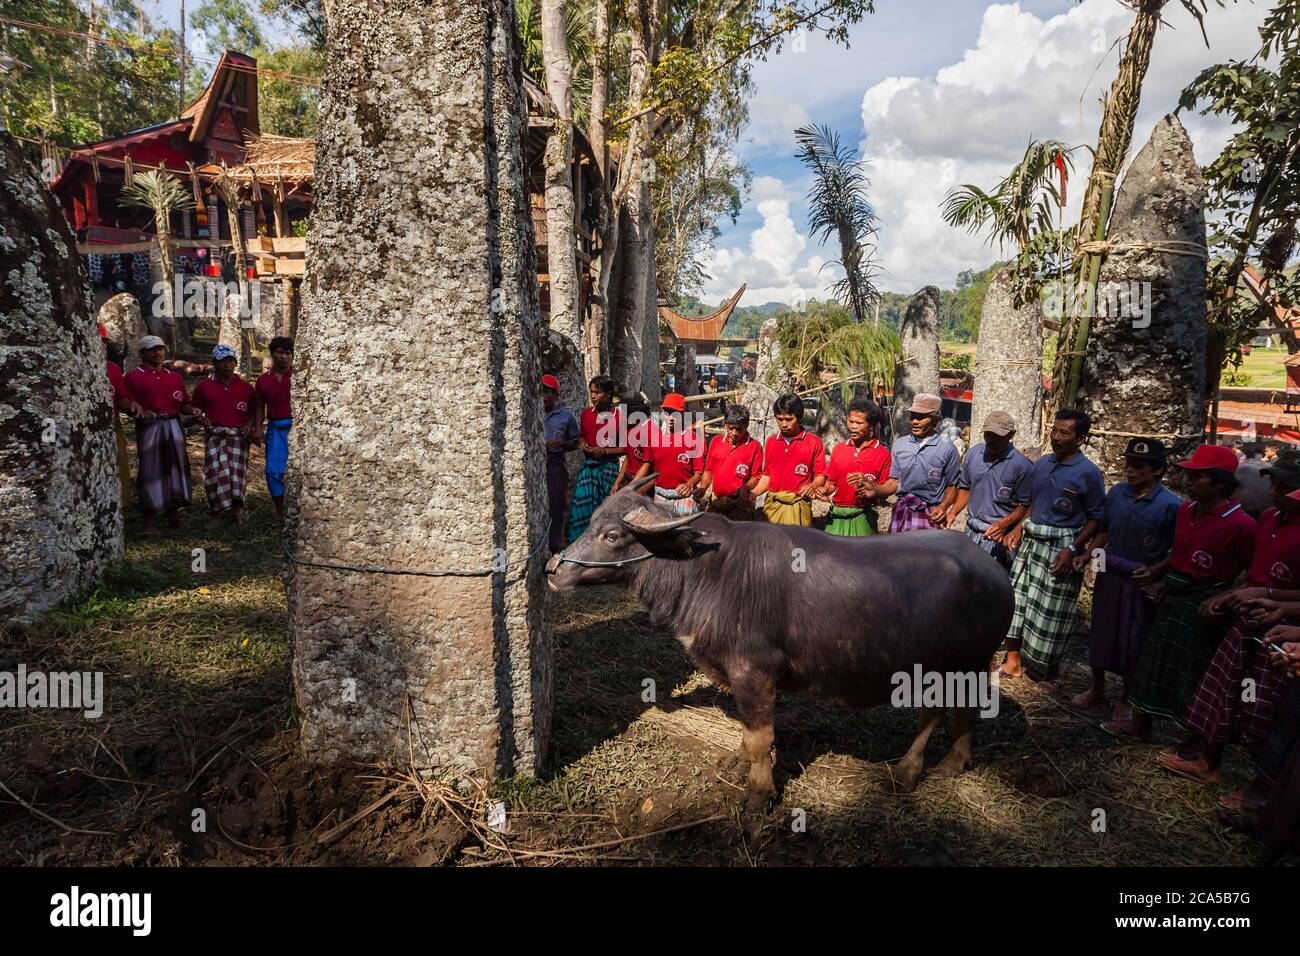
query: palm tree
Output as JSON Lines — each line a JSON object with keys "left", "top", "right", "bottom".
{"left": 121, "top": 170, "right": 194, "bottom": 352}
{"left": 942, "top": 140, "right": 1076, "bottom": 449}
{"left": 794, "top": 124, "right": 881, "bottom": 324}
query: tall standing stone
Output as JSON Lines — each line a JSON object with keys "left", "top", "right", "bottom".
{"left": 97, "top": 292, "right": 146, "bottom": 361}
{"left": 287, "top": 0, "right": 551, "bottom": 775}
{"left": 891, "top": 286, "right": 941, "bottom": 439}
{"left": 972, "top": 266, "right": 1044, "bottom": 452}
{"left": 740, "top": 318, "right": 787, "bottom": 444}
{"left": 1077, "top": 114, "right": 1207, "bottom": 484}
{"left": 0, "top": 132, "right": 123, "bottom": 622}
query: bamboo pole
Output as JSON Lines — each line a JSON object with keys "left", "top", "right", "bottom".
{"left": 1062, "top": 183, "right": 1115, "bottom": 409}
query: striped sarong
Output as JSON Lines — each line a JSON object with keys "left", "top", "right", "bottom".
{"left": 1184, "top": 620, "right": 1285, "bottom": 748}
{"left": 965, "top": 515, "right": 1012, "bottom": 570}
{"left": 1007, "top": 519, "right": 1083, "bottom": 679}
{"left": 888, "top": 492, "right": 936, "bottom": 533}
{"left": 762, "top": 490, "right": 811, "bottom": 526}
{"left": 567, "top": 456, "right": 621, "bottom": 543}
{"left": 1129, "top": 571, "right": 1232, "bottom": 723}
{"left": 654, "top": 486, "right": 698, "bottom": 516}
{"left": 203, "top": 426, "right": 248, "bottom": 512}
{"left": 265, "top": 417, "right": 292, "bottom": 498}
{"left": 826, "top": 504, "right": 877, "bottom": 537}
{"left": 136, "top": 416, "right": 191, "bottom": 516}
{"left": 1087, "top": 551, "right": 1158, "bottom": 679}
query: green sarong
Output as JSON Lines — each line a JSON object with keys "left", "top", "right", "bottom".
{"left": 1008, "top": 520, "right": 1084, "bottom": 680}
{"left": 825, "top": 505, "right": 877, "bottom": 537}
{"left": 1129, "top": 571, "right": 1233, "bottom": 724}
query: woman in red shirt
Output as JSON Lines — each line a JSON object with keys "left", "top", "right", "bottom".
{"left": 566, "top": 376, "right": 626, "bottom": 544}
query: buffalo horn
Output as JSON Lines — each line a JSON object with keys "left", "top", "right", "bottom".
{"left": 620, "top": 506, "right": 705, "bottom": 535}
{"left": 629, "top": 472, "right": 659, "bottom": 492}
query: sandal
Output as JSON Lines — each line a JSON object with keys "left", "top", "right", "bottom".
{"left": 1156, "top": 751, "right": 1221, "bottom": 784}
{"left": 1101, "top": 719, "right": 1150, "bottom": 742}
{"left": 1218, "top": 789, "right": 1267, "bottom": 813}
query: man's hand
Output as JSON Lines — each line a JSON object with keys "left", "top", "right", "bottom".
{"left": 984, "top": 522, "right": 1007, "bottom": 544}
{"left": 139, "top": 409, "right": 157, "bottom": 421}
{"left": 929, "top": 506, "right": 951, "bottom": 528}
{"left": 674, "top": 481, "right": 694, "bottom": 497}
{"left": 1071, "top": 552, "right": 1090, "bottom": 572}
{"left": 1131, "top": 565, "right": 1154, "bottom": 584}
{"left": 546, "top": 438, "right": 564, "bottom": 452}
{"left": 1004, "top": 525, "right": 1024, "bottom": 551}
{"left": 796, "top": 481, "right": 816, "bottom": 500}
{"left": 1200, "top": 589, "right": 1240, "bottom": 618}
{"left": 1050, "top": 547, "right": 1076, "bottom": 575}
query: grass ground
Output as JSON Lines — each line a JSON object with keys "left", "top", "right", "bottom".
{"left": 1231, "top": 346, "right": 1288, "bottom": 389}
{"left": 0, "top": 438, "right": 1284, "bottom": 866}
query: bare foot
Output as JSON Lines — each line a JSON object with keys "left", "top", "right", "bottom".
{"left": 1157, "top": 751, "right": 1221, "bottom": 784}
{"left": 1070, "top": 688, "right": 1107, "bottom": 709}
{"left": 1101, "top": 718, "right": 1151, "bottom": 742}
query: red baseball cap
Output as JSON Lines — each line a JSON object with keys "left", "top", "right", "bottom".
{"left": 662, "top": 392, "right": 687, "bottom": 412}
{"left": 1175, "top": 444, "right": 1239, "bottom": 473}
{"left": 1288, "top": 488, "right": 1300, "bottom": 502}
{"left": 540, "top": 374, "right": 561, "bottom": 392}
{"left": 98, "top": 323, "right": 108, "bottom": 338}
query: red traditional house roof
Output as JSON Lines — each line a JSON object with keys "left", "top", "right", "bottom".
{"left": 659, "top": 285, "right": 747, "bottom": 344}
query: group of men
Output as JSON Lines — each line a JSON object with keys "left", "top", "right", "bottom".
{"left": 102, "top": 329, "right": 295, "bottom": 530}
{"left": 543, "top": 376, "right": 1300, "bottom": 853}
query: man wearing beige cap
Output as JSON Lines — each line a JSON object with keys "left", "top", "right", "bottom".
{"left": 888, "top": 392, "right": 961, "bottom": 533}
{"left": 950, "top": 411, "right": 1032, "bottom": 570}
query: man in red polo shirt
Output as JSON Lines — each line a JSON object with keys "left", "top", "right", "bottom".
{"left": 253, "top": 336, "right": 294, "bottom": 520}
{"left": 124, "top": 335, "right": 198, "bottom": 531}
{"left": 698, "top": 404, "right": 764, "bottom": 520}
{"left": 752, "top": 392, "right": 827, "bottom": 525}
{"left": 192, "top": 344, "right": 257, "bottom": 524}
{"left": 820, "top": 397, "right": 893, "bottom": 536}
{"left": 629, "top": 393, "right": 705, "bottom": 515}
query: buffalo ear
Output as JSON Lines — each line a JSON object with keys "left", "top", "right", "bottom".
{"left": 623, "top": 524, "right": 708, "bottom": 557}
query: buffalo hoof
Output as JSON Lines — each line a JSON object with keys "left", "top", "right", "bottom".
{"left": 930, "top": 753, "right": 971, "bottom": 779}
{"left": 892, "top": 757, "right": 924, "bottom": 794}
{"left": 719, "top": 748, "right": 750, "bottom": 774}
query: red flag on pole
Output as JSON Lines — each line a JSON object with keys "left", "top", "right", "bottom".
{"left": 1054, "top": 151, "right": 1068, "bottom": 206}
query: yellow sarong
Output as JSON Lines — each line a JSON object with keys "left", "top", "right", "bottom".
{"left": 762, "top": 490, "right": 812, "bottom": 526}
{"left": 114, "top": 413, "right": 133, "bottom": 507}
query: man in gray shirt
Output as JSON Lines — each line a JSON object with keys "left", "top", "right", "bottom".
{"left": 950, "top": 410, "right": 1033, "bottom": 571}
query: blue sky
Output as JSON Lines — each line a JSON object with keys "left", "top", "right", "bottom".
{"left": 146, "top": 0, "right": 1273, "bottom": 303}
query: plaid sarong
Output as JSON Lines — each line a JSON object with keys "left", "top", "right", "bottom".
{"left": 567, "top": 456, "right": 620, "bottom": 544}
{"left": 135, "top": 416, "right": 191, "bottom": 516}
{"left": 203, "top": 426, "right": 248, "bottom": 512}
{"left": 1007, "top": 520, "right": 1083, "bottom": 679}
{"left": 654, "top": 486, "right": 699, "bottom": 516}
{"left": 965, "top": 515, "right": 1013, "bottom": 570}
{"left": 265, "top": 417, "right": 292, "bottom": 498}
{"left": 826, "top": 505, "right": 877, "bottom": 537}
{"left": 1184, "top": 619, "right": 1285, "bottom": 748}
{"left": 888, "top": 492, "right": 936, "bottom": 533}
{"left": 762, "top": 490, "right": 812, "bottom": 526}
{"left": 1129, "top": 572, "right": 1232, "bottom": 723}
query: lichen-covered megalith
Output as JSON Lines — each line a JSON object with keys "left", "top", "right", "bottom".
{"left": 1, "top": 132, "right": 123, "bottom": 623}
{"left": 286, "top": 0, "right": 551, "bottom": 775}
{"left": 972, "top": 267, "right": 1043, "bottom": 452}
{"left": 891, "top": 286, "right": 941, "bottom": 439}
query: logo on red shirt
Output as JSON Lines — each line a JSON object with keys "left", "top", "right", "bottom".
{"left": 794, "top": 463, "right": 810, "bottom": 477}
{"left": 1191, "top": 550, "right": 1215, "bottom": 571}
{"left": 676, "top": 452, "right": 691, "bottom": 466}
{"left": 172, "top": 390, "right": 183, "bottom": 401}
{"left": 1271, "top": 561, "right": 1293, "bottom": 585}
{"left": 236, "top": 401, "right": 249, "bottom": 413}
{"left": 736, "top": 463, "right": 750, "bottom": 478}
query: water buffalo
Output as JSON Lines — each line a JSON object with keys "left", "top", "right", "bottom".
{"left": 546, "top": 476, "right": 1015, "bottom": 811}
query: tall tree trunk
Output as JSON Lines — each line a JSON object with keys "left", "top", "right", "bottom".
{"left": 972, "top": 266, "right": 1043, "bottom": 454}
{"left": 288, "top": 0, "right": 551, "bottom": 775}
{"left": 0, "top": 131, "right": 123, "bottom": 622}
{"left": 583, "top": 0, "right": 611, "bottom": 377}
{"left": 1077, "top": 115, "right": 1208, "bottom": 488}
{"left": 641, "top": 203, "right": 661, "bottom": 403}
{"left": 1052, "top": 0, "right": 1167, "bottom": 414}
{"left": 540, "top": 0, "right": 581, "bottom": 372}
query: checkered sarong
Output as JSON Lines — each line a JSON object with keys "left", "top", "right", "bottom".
{"left": 1129, "top": 572, "right": 1232, "bottom": 723}
{"left": 1007, "top": 520, "right": 1083, "bottom": 679}
{"left": 136, "top": 416, "right": 191, "bottom": 516}
{"left": 203, "top": 426, "right": 247, "bottom": 512}
{"left": 1184, "top": 619, "right": 1286, "bottom": 748}
{"left": 888, "top": 492, "right": 936, "bottom": 533}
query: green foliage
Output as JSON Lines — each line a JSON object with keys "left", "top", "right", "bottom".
{"left": 191, "top": 0, "right": 264, "bottom": 53}
{"left": 255, "top": 44, "right": 320, "bottom": 137}
{"left": 941, "top": 139, "right": 1077, "bottom": 302}
{"left": 775, "top": 299, "right": 899, "bottom": 391}
{"left": 1179, "top": 3, "right": 1300, "bottom": 368}
{"left": 0, "top": 0, "right": 190, "bottom": 148}
{"left": 515, "top": 0, "right": 595, "bottom": 128}
{"left": 794, "top": 122, "right": 881, "bottom": 322}
{"left": 120, "top": 169, "right": 194, "bottom": 232}
{"left": 259, "top": 0, "right": 325, "bottom": 51}
{"left": 1221, "top": 363, "right": 1252, "bottom": 387}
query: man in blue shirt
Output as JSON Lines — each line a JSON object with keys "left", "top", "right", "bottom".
{"left": 1073, "top": 438, "right": 1181, "bottom": 712}
{"left": 542, "top": 374, "right": 580, "bottom": 553}
{"left": 888, "top": 392, "right": 961, "bottom": 533}
{"left": 950, "top": 410, "right": 1033, "bottom": 571}
{"left": 1001, "top": 409, "right": 1107, "bottom": 685}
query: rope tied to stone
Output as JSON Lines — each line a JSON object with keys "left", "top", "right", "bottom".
{"left": 977, "top": 358, "right": 1041, "bottom": 367}
{"left": 1073, "top": 239, "right": 1209, "bottom": 260}
{"left": 1089, "top": 428, "right": 1205, "bottom": 441}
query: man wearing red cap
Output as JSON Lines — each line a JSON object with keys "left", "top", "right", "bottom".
{"left": 542, "top": 374, "right": 579, "bottom": 552}
{"left": 628, "top": 393, "right": 705, "bottom": 515}
{"left": 1109, "top": 444, "right": 1256, "bottom": 740}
